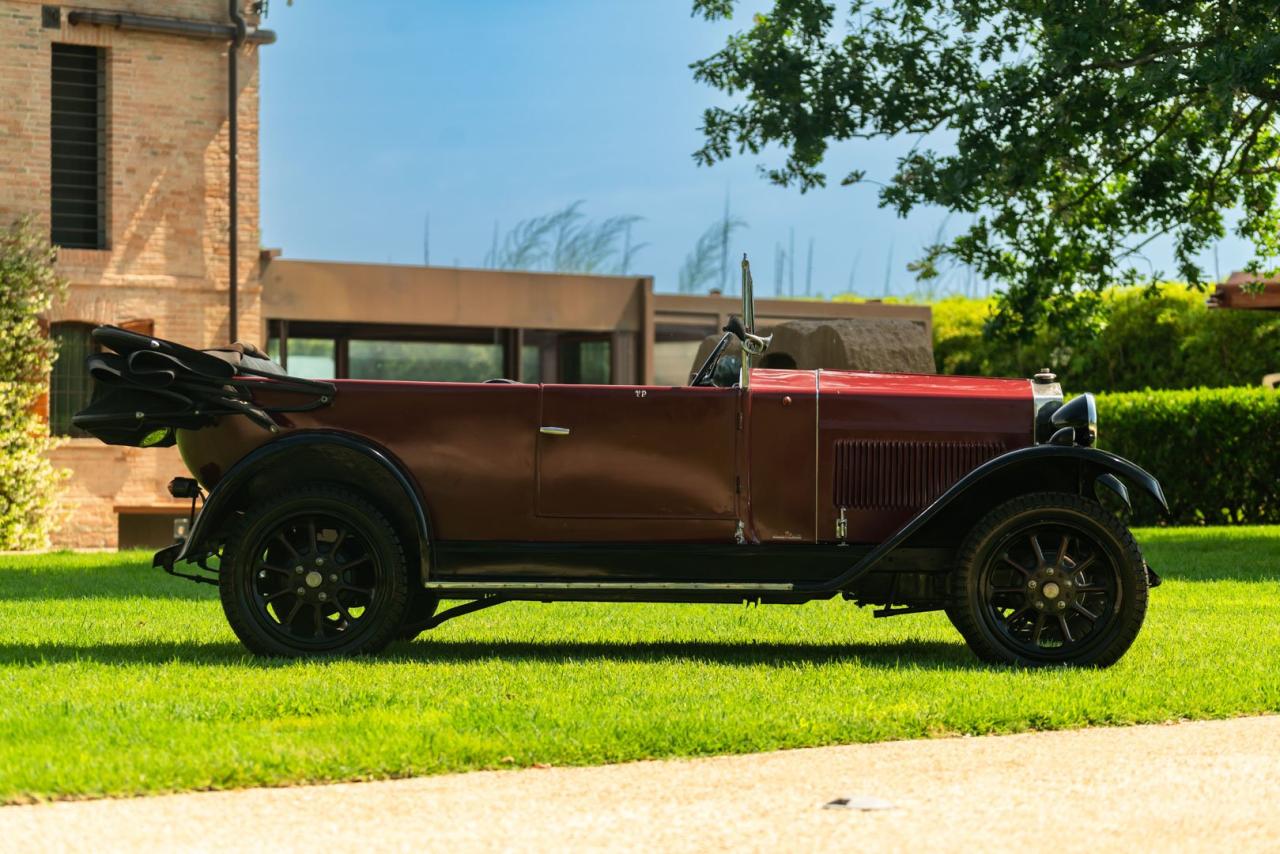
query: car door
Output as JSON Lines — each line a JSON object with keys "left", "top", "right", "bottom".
{"left": 536, "top": 384, "right": 739, "bottom": 524}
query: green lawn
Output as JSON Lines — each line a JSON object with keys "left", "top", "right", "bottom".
{"left": 1, "top": 526, "right": 1278, "bottom": 803}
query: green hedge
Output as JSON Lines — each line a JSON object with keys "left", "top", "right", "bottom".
{"left": 1096, "top": 387, "right": 1280, "bottom": 526}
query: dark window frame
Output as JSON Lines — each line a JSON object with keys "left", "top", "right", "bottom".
{"left": 266, "top": 320, "right": 621, "bottom": 384}
{"left": 557, "top": 333, "right": 613, "bottom": 385}
{"left": 51, "top": 43, "right": 107, "bottom": 250}
{"left": 267, "top": 320, "right": 510, "bottom": 381}
{"left": 49, "top": 321, "right": 97, "bottom": 437}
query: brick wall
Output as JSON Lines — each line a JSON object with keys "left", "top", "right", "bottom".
{"left": 0, "top": 0, "right": 265, "bottom": 548}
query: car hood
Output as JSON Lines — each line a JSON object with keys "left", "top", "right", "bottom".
{"left": 752, "top": 368, "right": 1030, "bottom": 401}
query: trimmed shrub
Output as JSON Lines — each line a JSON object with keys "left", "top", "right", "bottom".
{"left": 1096, "top": 387, "right": 1280, "bottom": 526}
{"left": 0, "top": 219, "right": 66, "bottom": 550}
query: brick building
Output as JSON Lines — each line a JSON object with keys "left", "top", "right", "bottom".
{"left": 1, "top": 0, "right": 268, "bottom": 547}
{"left": 2, "top": 1, "right": 931, "bottom": 549}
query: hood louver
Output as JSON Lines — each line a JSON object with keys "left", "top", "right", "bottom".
{"left": 833, "top": 439, "right": 1005, "bottom": 510}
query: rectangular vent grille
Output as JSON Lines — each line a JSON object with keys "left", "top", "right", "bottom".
{"left": 833, "top": 439, "right": 1005, "bottom": 509}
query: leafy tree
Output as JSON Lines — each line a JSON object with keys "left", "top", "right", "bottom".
{"left": 0, "top": 219, "right": 67, "bottom": 549}
{"left": 691, "top": 0, "right": 1280, "bottom": 336}
{"left": 485, "top": 202, "right": 646, "bottom": 274}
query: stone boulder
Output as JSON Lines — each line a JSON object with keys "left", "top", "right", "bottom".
{"left": 690, "top": 318, "right": 935, "bottom": 378}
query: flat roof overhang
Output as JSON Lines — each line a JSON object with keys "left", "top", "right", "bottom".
{"left": 653, "top": 292, "right": 932, "bottom": 337}
{"left": 262, "top": 259, "right": 651, "bottom": 333}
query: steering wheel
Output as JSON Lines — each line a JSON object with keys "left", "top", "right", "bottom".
{"left": 690, "top": 331, "right": 735, "bottom": 387}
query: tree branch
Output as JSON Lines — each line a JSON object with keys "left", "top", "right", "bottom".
{"left": 1053, "top": 100, "right": 1191, "bottom": 215}
{"left": 1077, "top": 40, "right": 1209, "bottom": 73}
{"left": 1202, "top": 102, "right": 1273, "bottom": 211}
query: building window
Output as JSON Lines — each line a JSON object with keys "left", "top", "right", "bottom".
{"left": 267, "top": 337, "right": 336, "bottom": 379}
{"left": 266, "top": 321, "right": 629, "bottom": 384}
{"left": 348, "top": 340, "right": 502, "bottom": 382}
{"left": 559, "top": 336, "right": 611, "bottom": 384}
{"left": 267, "top": 321, "right": 509, "bottom": 382}
{"left": 653, "top": 323, "right": 717, "bottom": 386}
{"left": 521, "top": 343, "right": 544, "bottom": 383}
{"left": 51, "top": 43, "right": 107, "bottom": 250}
{"left": 49, "top": 322, "right": 96, "bottom": 437}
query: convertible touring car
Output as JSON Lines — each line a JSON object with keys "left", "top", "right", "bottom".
{"left": 74, "top": 258, "right": 1165, "bottom": 666}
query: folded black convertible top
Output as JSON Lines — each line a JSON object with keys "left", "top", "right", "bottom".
{"left": 72, "top": 325, "right": 335, "bottom": 448}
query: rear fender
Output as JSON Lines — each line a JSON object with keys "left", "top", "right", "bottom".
{"left": 164, "top": 431, "right": 433, "bottom": 583}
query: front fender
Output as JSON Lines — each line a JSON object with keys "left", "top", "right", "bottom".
{"left": 800, "top": 444, "right": 1166, "bottom": 592}
{"left": 157, "top": 430, "right": 433, "bottom": 581}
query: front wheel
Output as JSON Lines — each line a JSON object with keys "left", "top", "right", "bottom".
{"left": 219, "top": 484, "right": 410, "bottom": 657}
{"left": 946, "top": 492, "right": 1148, "bottom": 667}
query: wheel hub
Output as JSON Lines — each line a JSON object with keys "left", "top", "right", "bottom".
{"left": 1026, "top": 564, "right": 1077, "bottom": 612}
{"left": 263, "top": 542, "right": 345, "bottom": 610}
{"left": 292, "top": 551, "right": 344, "bottom": 604}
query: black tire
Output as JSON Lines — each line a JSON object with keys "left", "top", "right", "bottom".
{"left": 219, "top": 483, "right": 410, "bottom": 658}
{"left": 946, "top": 492, "right": 1148, "bottom": 667}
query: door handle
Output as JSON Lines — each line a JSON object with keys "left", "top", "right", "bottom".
{"left": 539, "top": 426, "right": 571, "bottom": 436}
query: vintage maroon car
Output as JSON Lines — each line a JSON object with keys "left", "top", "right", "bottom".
{"left": 74, "top": 260, "right": 1164, "bottom": 666}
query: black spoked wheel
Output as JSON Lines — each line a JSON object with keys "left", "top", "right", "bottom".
{"left": 981, "top": 524, "right": 1120, "bottom": 655}
{"left": 248, "top": 512, "right": 386, "bottom": 647}
{"left": 220, "top": 484, "right": 410, "bottom": 658}
{"left": 947, "top": 492, "right": 1148, "bottom": 667}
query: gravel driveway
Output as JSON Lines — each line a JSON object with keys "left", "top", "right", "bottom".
{"left": 4, "top": 716, "right": 1277, "bottom": 852}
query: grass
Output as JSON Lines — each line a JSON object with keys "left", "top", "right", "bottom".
{"left": 1, "top": 525, "right": 1277, "bottom": 803}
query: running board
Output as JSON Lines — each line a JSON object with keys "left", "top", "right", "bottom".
{"left": 422, "top": 580, "right": 796, "bottom": 592}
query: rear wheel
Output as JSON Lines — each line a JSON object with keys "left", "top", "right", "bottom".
{"left": 946, "top": 492, "right": 1147, "bottom": 667}
{"left": 219, "top": 484, "right": 410, "bottom": 657}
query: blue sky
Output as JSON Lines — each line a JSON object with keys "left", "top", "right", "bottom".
{"left": 259, "top": 0, "right": 1252, "bottom": 297}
